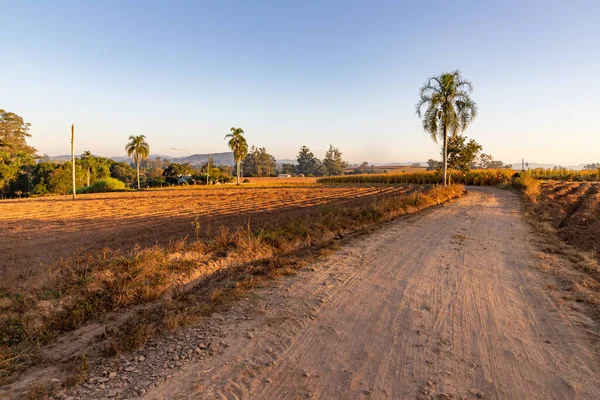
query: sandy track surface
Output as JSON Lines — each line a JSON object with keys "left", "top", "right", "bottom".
{"left": 134, "top": 188, "right": 597, "bottom": 399}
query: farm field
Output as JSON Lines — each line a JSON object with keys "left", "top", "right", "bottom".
{"left": 537, "top": 181, "right": 600, "bottom": 263}
{"left": 0, "top": 183, "right": 416, "bottom": 289}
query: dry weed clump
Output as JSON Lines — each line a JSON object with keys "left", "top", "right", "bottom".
{"left": 0, "top": 184, "right": 464, "bottom": 378}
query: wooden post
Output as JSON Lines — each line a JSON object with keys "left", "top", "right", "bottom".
{"left": 71, "top": 124, "right": 76, "bottom": 199}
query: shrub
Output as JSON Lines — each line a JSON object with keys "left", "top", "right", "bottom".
{"left": 242, "top": 178, "right": 250, "bottom": 183}
{"left": 76, "top": 178, "right": 128, "bottom": 194}
{"left": 511, "top": 174, "right": 540, "bottom": 201}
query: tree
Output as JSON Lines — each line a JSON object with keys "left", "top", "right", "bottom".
{"left": 323, "top": 145, "right": 345, "bottom": 176}
{"left": 243, "top": 146, "right": 277, "bottom": 177}
{"left": 280, "top": 163, "right": 296, "bottom": 175}
{"left": 0, "top": 110, "right": 37, "bottom": 197}
{"left": 296, "top": 146, "right": 320, "bottom": 176}
{"left": 225, "top": 127, "right": 248, "bottom": 185}
{"left": 477, "top": 153, "right": 508, "bottom": 169}
{"left": 583, "top": 163, "right": 600, "bottom": 171}
{"left": 416, "top": 71, "right": 478, "bottom": 185}
{"left": 110, "top": 161, "right": 136, "bottom": 186}
{"left": 125, "top": 135, "right": 150, "bottom": 189}
{"left": 446, "top": 135, "right": 482, "bottom": 183}
{"left": 80, "top": 150, "right": 96, "bottom": 186}
{"left": 163, "top": 163, "right": 194, "bottom": 184}
{"left": 426, "top": 159, "right": 442, "bottom": 171}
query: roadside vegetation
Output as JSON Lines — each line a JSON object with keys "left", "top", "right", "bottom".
{"left": 319, "top": 169, "right": 516, "bottom": 185}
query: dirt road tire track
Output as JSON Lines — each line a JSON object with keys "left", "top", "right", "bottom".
{"left": 140, "top": 188, "right": 598, "bottom": 399}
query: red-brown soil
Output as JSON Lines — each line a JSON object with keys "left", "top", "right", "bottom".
{"left": 537, "top": 181, "right": 600, "bottom": 262}
{"left": 0, "top": 185, "right": 417, "bottom": 289}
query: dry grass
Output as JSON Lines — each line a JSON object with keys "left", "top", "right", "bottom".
{"left": 0, "top": 184, "right": 465, "bottom": 381}
{"left": 1, "top": 184, "right": 412, "bottom": 291}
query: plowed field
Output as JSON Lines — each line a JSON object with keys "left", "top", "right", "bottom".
{"left": 0, "top": 185, "right": 418, "bottom": 288}
{"left": 538, "top": 181, "right": 600, "bottom": 261}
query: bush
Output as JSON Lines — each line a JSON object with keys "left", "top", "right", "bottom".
{"left": 76, "top": 178, "right": 128, "bottom": 194}
{"left": 242, "top": 178, "right": 250, "bottom": 183}
{"left": 511, "top": 174, "right": 540, "bottom": 201}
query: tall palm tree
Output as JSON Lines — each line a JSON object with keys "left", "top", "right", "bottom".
{"left": 80, "top": 150, "right": 95, "bottom": 186}
{"left": 125, "top": 135, "right": 150, "bottom": 189}
{"left": 416, "top": 70, "right": 478, "bottom": 185}
{"left": 225, "top": 127, "right": 248, "bottom": 185}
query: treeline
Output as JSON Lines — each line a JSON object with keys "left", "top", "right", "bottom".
{"left": 1, "top": 109, "right": 352, "bottom": 198}
{"left": 8, "top": 155, "right": 238, "bottom": 196}
{"left": 426, "top": 135, "right": 512, "bottom": 173}
{"left": 241, "top": 145, "right": 347, "bottom": 177}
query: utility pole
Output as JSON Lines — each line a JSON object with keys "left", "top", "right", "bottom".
{"left": 71, "top": 124, "right": 76, "bottom": 200}
{"left": 522, "top": 158, "right": 525, "bottom": 172}
{"left": 206, "top": 154, "right": 210, "bottom": 185}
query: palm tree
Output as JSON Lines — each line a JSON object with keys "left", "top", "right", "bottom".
{"left": 225, "top": 127, "right": 248, "bottom": 185}
{"left": 125, "top": 135, "right": 150, "bottom": 189}
{"left": 80, "top": 150, "right": 95, "bottom": 186}
{"left": 416, "top": 70, "right": 478, "bottom": 185}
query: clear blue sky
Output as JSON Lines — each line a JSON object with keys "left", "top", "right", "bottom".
{"left": 2, "top": 0, "right": 599, "bottom": 165}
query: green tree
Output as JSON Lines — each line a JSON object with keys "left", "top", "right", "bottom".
{"left": 224, "top": 127, "right": 248, "bottom": 185}
{"left": 323, "top": 145, "right": 345, "bottom": 176}
{"left": 30, "top": 161, "right": 59, "bottom": 195}
{"left": 163, "top": 163, "right": 194, "bottom": 184}
{"left": 416, "top": 71, "right": 478, "bottom": 185}
{"left": 80, "top": 150, "right": 96, "bottom": 186}
{"left": 0, "top": 110, "right": 37, "bottom": 197}
{"left": 243, "top": 146, "right": 277, "bottom": 177}
{"left": 296, "top": 146, "right": 319, "bottom": 176}
{"left": 446, "top": 135, "right": 482, "bottom": 183}
{"left": 48, "top": 164, "right": 75, "bottom": 195}
{"left": 280, "top": 163, "right": 296, "bottom": 175}
{"left": 125, "top": 135, "right": 150, "bottom": 189}
{"left": 110, "top": 161, "right": 136, "bottom": 186}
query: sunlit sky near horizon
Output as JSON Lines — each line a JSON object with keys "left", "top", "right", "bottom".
{"left": 2, "top": 0, "right": 599, "bottom": 165}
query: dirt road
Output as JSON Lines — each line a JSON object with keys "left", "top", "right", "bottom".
{"left": 139, "top": 188, "right": 598, "bottom": 399}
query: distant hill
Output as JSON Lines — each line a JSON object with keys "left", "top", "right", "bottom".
{"left": 42, "top": 152, "right": 235, "bottom": 166}
{"left": 175, "top": 152, "right": 234, "bottom": 166}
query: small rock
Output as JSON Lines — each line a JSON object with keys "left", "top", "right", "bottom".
{"left": 138, "top": 355, "right": 146, "bottom": 362}
{"left": 107, "top": 391, "right": 117, "bottom": 398}
{"left": 199, "top": 343, "right": 208, "bottom": 350}
{"left": 109, "top": 372, "right": 117, "bottom": 379}
{"left": 264, "top": 378, "right": 272, "bottom": 383}
{"left": 50, "top": 378, "right": 61, "bottom": 384}
{"left": 194, "top": 347, "right": 202, "bottom": 354}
